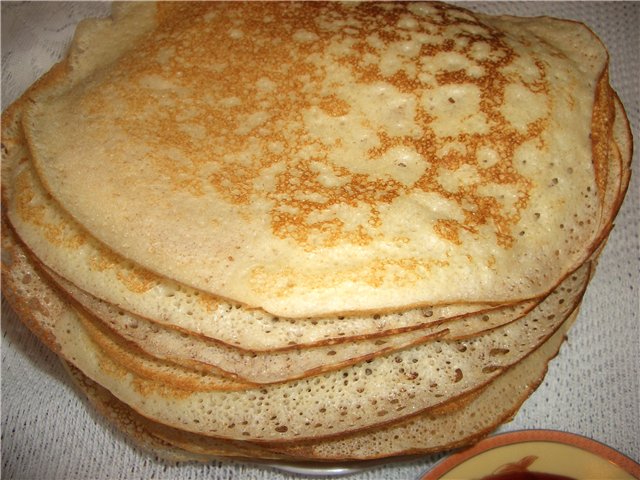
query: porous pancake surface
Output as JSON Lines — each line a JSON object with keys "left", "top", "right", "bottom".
{"left": 25, "top": 2, "right": 608, "bottom": 317}
{"left": 0, "top": 217, "right": 591, "bottom": 443}
{"left": 64, "top": 313, "right": 572, "bottom": 461}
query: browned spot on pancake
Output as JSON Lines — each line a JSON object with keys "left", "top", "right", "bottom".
{"left": 434, "top": 219, "right": 463, "bottom": 245}
{"left": 132, "top": 376, "right": 193, "bottom": 400}
{"left": 15, "top": 169, "right": 87, "bottom": 249}
{"left": 590, "top": 69, "right": 615, "bottom": 205}
{"left": 270, "top": 160, "right": 402, "bottom": 247}
{"left": 87, "top": 244, "right": 158, "bottom": 294}
{"left": 115, "top": 269, "right": 158, "bottom": 294}
{"left": 96, "top": 346, "right": 129, "bottom": 380}
{"left": 319, "top": 95, "right": 350, "bottom": 117}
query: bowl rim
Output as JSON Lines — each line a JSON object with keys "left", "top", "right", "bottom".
{"left": 420, "top": 429, "right": 640, "bottom": 480}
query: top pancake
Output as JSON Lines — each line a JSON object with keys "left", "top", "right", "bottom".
{"left": 23, "top": 2, "right": 611, "bottom": 317}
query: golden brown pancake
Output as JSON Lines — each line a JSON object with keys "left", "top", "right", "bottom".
{"left": 24, "top": 2, "right": 612, "bottom": 318}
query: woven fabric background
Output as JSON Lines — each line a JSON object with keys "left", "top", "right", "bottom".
{"left": 2, "top": 2, "right": 638, "bottom": 479}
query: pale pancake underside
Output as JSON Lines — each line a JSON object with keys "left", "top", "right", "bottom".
{"left": 1, "top": 0, "right": 632, "bottom": 466}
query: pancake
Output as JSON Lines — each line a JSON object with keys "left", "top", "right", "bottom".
{"left": 24, "top": 2, "right": 611, "bottom": 318}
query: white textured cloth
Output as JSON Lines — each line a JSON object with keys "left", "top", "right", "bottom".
{"left": 1, "top": 2, "right": 638, "bottom": 479}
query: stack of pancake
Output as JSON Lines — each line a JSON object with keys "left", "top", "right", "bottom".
{"left": 1, "top": 2, "right": 631, "bottom": 464}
